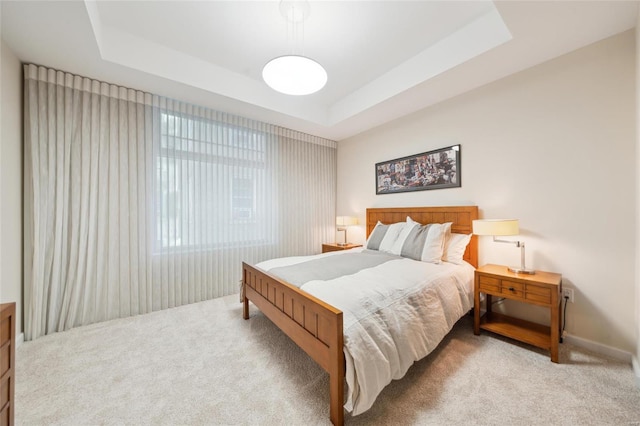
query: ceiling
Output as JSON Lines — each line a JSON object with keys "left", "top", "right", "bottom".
{"left": 1, "top": 1, "right": 638, "bottom": 141}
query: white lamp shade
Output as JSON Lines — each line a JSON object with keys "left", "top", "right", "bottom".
{"left": 472, "top": 219, "right": 519, "bottom": 236}
{"left": 336, "top": 216, "right": 358, "bottom": 227}
{"left": 262, "top": 55, "right": 327, "bottom": 96}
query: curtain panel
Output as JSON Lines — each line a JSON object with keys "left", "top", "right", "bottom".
{"left": 23, "top": 64, "right": 337, "bottom": 341}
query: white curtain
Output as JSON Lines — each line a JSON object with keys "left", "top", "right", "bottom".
{"left": 23, "top": 64, "right": 337, "bottom": 341}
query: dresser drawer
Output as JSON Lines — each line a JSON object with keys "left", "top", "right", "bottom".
{"left": 0, "top": 376, "right": 8, "bottom": 409}
{"left": 478, "top": 275, "right": 500, "bottom": 293}
{"left": 0, "top": 345, "right": 8, "bottom": 378}
{"left": 0, "top": 318, "right": 9, "bottom": 348}
{"left": 0, "top": 403, "right": 8, "bottom": 426}
{"left": 501, "top": 280, "right": 524, "bottom": 298}
{"left": 525, "top": 283, "right": 552, "bottom": 304}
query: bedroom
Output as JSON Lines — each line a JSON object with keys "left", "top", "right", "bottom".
{"left": 1, "top": 0, "right": 639, "bottom": 424}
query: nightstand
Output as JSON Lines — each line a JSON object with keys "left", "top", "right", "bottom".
{"left": 474, "top": 264, "right": 563, "bottom": 363}
{"left": 322, "top": 243, "right": 362, "bottom": 253}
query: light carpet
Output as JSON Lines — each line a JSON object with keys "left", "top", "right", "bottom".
{"left": 16, "top": 294, "right": 640, "bottom": 425}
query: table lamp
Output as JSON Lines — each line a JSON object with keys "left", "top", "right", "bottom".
{"left": 336, "top": 216, "right": 358, "bottom": 246}
{"left": 472, "top": 219, "right": 535, "bottom": 274}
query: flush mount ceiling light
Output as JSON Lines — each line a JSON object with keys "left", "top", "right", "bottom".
{"left": 263, "top": 0, "right": 327, "bottom": 96}
{"left": 263, "top": 55, "right": 327, "bottom": 96}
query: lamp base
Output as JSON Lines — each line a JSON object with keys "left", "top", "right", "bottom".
{"left": 337, "top": 242, "right": 349, "bottom": 247}
{"left": 508, "top": 266, "right": 536, "bottom": 275}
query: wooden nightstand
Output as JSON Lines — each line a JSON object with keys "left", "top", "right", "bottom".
{"left": 322, "top": 243, "right": 362, "bottom": 253}
{"left": 474, "top": 264, "right": 562, "bottom": 363}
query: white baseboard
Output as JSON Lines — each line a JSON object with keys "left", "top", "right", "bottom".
{"left": 633, "top": 356, "right": 640, "bottom": 389}
{"left": 16, "top": 332, "right": 24, "bottom": 347}
{"left": 562, "top": 332, "right": 632, "bottom": 363}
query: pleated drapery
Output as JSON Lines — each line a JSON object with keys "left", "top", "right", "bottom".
{"left": 23, "top": 64, "right": 337, "bottom": 341}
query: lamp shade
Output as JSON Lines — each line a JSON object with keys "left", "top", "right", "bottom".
{"left": 472, "top": 219, "right": 519, "bottom": 236}
{"left": 336, "top": 216, "right": 358, "bottom": 227}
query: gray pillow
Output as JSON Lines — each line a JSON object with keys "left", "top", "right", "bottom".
{"left": 366, "top": 222, "right": 389, "bottom": 250}
{"left": 400, "top": 224, "right": 433, "bottom": 261}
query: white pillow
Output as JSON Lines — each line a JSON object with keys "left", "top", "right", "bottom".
{"left": 378, "top": 222, "right": 407, "bottom": 253}
{"left": 407, "top": 216, "right": 419, "bottom": 225}
{"left": 442, "top": 233, "right": 472, "bottom": 265}
{"left": 420, "top": 222, "right": 452, "bottom": 263}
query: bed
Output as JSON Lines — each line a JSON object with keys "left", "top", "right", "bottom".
{"left": 242, "top": 206, "right": 478, "bottom": 425}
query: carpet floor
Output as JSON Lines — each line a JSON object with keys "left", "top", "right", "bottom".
{"left": 15, "top": 294, "right": 640, "bottom": 425}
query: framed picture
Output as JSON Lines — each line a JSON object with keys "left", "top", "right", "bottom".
{"left": 375, "top": 144, "right": 461, "bottom": 194}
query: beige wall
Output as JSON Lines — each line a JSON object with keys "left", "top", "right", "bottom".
{"left": 338, "top": 31, "right": 636, "bottom": 354}
{"left": 1, "top": 39, "right": 23, "bottom": 336}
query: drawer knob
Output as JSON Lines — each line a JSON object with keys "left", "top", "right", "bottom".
{"left": 508, "top": 287, "right": 515, "bottom": 292}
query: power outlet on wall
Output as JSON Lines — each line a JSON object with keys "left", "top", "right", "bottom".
{"left": 562, "top": 287, "right": 574, "bottom": 303}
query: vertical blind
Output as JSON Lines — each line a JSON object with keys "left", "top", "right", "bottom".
{"left": 23, "top": 64, "right": 337, "bottom": 340}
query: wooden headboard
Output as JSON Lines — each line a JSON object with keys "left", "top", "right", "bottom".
{"left": 366, "top": 206, "right": 478, "bottom": 268}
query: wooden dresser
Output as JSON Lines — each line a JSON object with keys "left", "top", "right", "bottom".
{"left": 0, "top": 303, "right": 15, "bottom": 426}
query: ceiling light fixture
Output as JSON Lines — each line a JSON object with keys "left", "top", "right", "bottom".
{"left": 263, "top": 0, "right": 327, "bottom": 96}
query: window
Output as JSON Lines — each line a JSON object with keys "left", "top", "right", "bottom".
{"left": 155, "top": 112, "right": 268, "bottom": 251}
{"left": 231, "top": 177, "right": 255, "bottom": 222}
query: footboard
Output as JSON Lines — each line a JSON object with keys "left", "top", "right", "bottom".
{"left": 242, "top": 262, "right": 345, "bottom": 426}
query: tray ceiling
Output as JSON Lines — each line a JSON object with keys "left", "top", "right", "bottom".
{"left": 1, "top": 1, "right": 637, "bottom": 140}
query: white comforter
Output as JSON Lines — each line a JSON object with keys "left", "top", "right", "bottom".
{"left": 257, "top": 248, "right": 475, "bottom": 415}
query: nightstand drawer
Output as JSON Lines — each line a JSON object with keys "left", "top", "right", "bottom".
{"left": 525, "top": 284, "right": 551, "bottom": 304}
{"left": 478, "top": 276, "right": 500, "bottom": 293}
{"left": 501, "top": 280, "right": 524, "bottom": 298}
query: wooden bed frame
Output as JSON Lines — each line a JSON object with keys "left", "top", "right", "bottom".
{"left": 242, "top": 206, "right": 478, "bottom": 425}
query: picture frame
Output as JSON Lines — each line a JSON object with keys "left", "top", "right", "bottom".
{"left": 375, "top": 144, "right": 461, "bottom": 194}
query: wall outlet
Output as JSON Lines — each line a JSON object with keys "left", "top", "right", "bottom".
{"left": 562, "top": 287, "right": 574, "bottom": 303}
